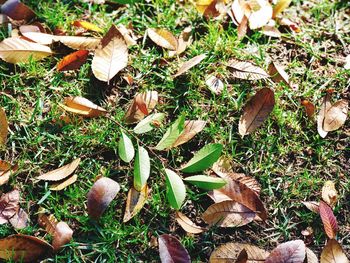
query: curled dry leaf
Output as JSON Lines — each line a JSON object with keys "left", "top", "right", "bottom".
{"left": 301, "top": 100, "right": 315, "bottom": 119}
{"left": 317, "top": 93, "right": 331, "bottom": 138}
{"left": 209, "top": 242, "right": 270, "bottom": 262}
{"left": 117, "top": 24, "right": 138, "bottom": 47}
{"left": 124, "top": 91, "right": 158, "bottom": 124}
{"left": 227, "top": 59, "right": 269, "bottom": 80}
{"left": 172, "top": 26, "right": 192, "bottom": 56}
{"left": 50, "top": 174, "right": 78, "bottom": 191}
{"left": 320, "top": 239, "right": 349, "bottom": 263}
{"left": 319, "top": 200, "right": 338, "bottom": 239}
{"left": 0, "top": 37, "right": 52, "bottom": 64}
{"left": 123, "top": 185, "right": 148, "bottom": 223}
{"left": 0, "top": 189, "right": 19, "bottom": 224}
{"left": 1, "top": 0, "right": 35, "bottom": 21}
{"left": 175, "top": 211, "right": 206, "bottom": 234}
{"left": 226, "top": 173, "right": 261, "bottom": 195}
{"left": 57, "top": 50, "right": 89, "bottom": 71}
{"left": 72, "top": 20, "right": 103, "bottom": 33}
{"left": 92, "top": 25, "right": 128, "bottom": 82}
{"left": 323, "top": 99, "right": 348, "bottom": 132}
{"left": 0, "top": 234, "right": 53, "bottom": 262}
{"left": 52, "top": 221, "right": 73, "bottom": 251}
{"left": 174, "top": 54, "right": 206, "bottom": 78}
{"left": 87, "top": 177, "right": 120, "bottom": 220}
{"left": 305, "top": 248, "right": 318, "bottom": 263}
{"left": 321, "top": 181, "right": 337, "bottom": 208}
{"left": 62, "top": 97, "right": 107, "bottom": 117}
{"left": 0, "top": 107, "right": 8, "bottom": 146}
{"left": 158, "top": 234, "right": 191, "bottom": 263}
{"left": 268, "top": 62, "right": 289, "bottom": 86}
{"left": 172, "top": 120, "right": 206, "bottom": 148}
{"left": 37, "top": 158, "right": 80, "bottom": 181}
{"left": 8, "top": 208, "right": 29, "bottom": 229}
{"left": 265, "top": 240, "right": 305, "bottom": 263}
{"left": 202, "top": 200, "right": 255, "bottom": 227}
{"left": 38, "top": 212, "right": 58, "bottom": 235}
{"left": 302, "top": 201, "right": 319, "bottom": 213}
{"left": 206, "top": 75, "right": 224, "bottom": 95}
{"left": 147, "top": 28, "right": 178, "bottom": 50}
{"left": 239, "top": 88, "right": 275, "bottom": 136}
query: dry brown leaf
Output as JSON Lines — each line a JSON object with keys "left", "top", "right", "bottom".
{"left": 62, "top": 96, "right": 107, "bottom": 117}
{"left": 265, "top": 240, "right": 306, "bottom": 263}
{"left": 212, "top": 156, "right": 233, "bottom": 177}
{"left": 50, "top": 174, "right": 78, "bottom": 191}
{"left": 320, "top": 239, "right": 349, "bottom": 263}
{"left": 174, "top": 26, "right": 192, "bottom": 55}
{"left": 239, "top": 88, "right": 275, "bottom": 136}
{"left": 117, "top": 24, "right": 138, "bottom": 47}
{"left": 38, "top": 212, "right": 58, "bottom": 235}
{"left": 319, "top": 201, "right": 338, "bottom": 239}
{"left": 236, "top": 249, "right": 248, "bottom": 263}
{"left": 306, "top": 248, "right": 319, "bottom": 263}
{"left": 123, "top": 185, "right": 148, "bottom": 222}
{"left": 227, "top": 59, "right": 269, "bottom": 80}
{"left": 0, "top": 189, "right": 19, "bottom": 225}
{"left": 226, "top": 173, "right": 261, "bottom": 195}
{"left": 0, "top": 37, "right": 52, "bottom": 64}
{"left": 175, "top": 211, "right": 206, "bottom": 234}
{"left": 92, "top": 25, "right": 128, "bottom": 82}
{"left": 37, "top": 158, "right": 80, "bottom": 181}
{"left": 229, "top": 0, "right": 246, "bottom": 25}
{"left": 323, "top": 99, "right": 348, "bottom": 132}
{"left": 202, "top": 200, "right": 255, "bottom": 227}
{"left": 302, "top": 201, "right": 319, "bottom": 213}
{"left": 268, "top": 62, "right": 289, "bottom": 85}
{"left": 0, "top": 234, "right": 53, "bottom": 262}
{"left": 57, "top": 50, "right": 89, "bottom": 71}
{"left": 317, "top": 92, "right": 332, "bottom": 138}
{"left": 209, "top": 242, "right": 270, "bottom": 262}
{"left": 237, "top": 15, "right": 249, "bottom": 40}
{"left": 9, "top": 208, "right": 28, "bottom": 229}
{"left": 174, "top": 54, "right": 206, "bottom": 78}
{"left": 52, "top": 221, "right": 73, "bottom": 251}
{"left": 198, "top": 0, "right": 227, "bottom": 19}
{"left": 124, "top": 91, "right": 158, "bottom": 124}
{"left": 1, "top": 0, "right": 35, "bottom": 21}
{"left": 0, "top": 107, "right": 8, "bottom": 146}
{"left": 301, "top": 100, "right": 316, "bottom": 119}
{"left": 322, "top": 181, "right": 337, "bottom": 208}
{"left": 147, "top": 28, "right": 178, "bottom": 50}
{"left": 172, "top": 120, "right": 206, "bottom": 148}
{"left": 206, "top": 75, "right": 224, "bottom": 95}
{"left": 159, "top": 234, "right": 191, "bottom": 263}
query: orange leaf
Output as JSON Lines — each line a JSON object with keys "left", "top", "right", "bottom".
{"left": 319, "top": 200, "right": 338, "bottom": 239}
{"left": 72, "top": 21, "right": 103, "bottom": 33}
{"left": 57, "top": 50, "right": 89, "bottom": 71}
{"left": 301, "top": 100, "right": 315, "bottom": 119}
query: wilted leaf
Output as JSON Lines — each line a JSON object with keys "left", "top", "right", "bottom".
{"left": 72, "top": 20, "right": 103, "bottom": 33}
{"left": 322, "top": 181, "right": 337, "bottom": 208}
{"left": 317, "top": 93, "right": 332, "bottom": 138}
{"left": 164, "top": 169, "right": 186, "bottom": 210}
{"left": 320, "top": 239, "right": 349, "bottom": 263}
{"left": 238, "top": 88, "right": 275, "bottom": 136}
{"left": 209, "top": 242, "right": 270, "bottom": 262}
{"left": 0, "top": 189, "right": 19, "bottom": 224}
{"left": 319, "top": 201, "right": 338, "bottom": 239}
{"left": 155, "top": 114, "right": 186, "bottom": 151}
{"left": 159, "top": 234, "right": 191, "bottom": 263}
{"left": 147, "top": 28, "right": 178, "bottom": 50}
{"left": 124, "top": 91, "right": 158, "bottom": 124}
{"left": 52, "top": 221, "right": 73, "bottom": 251}
{"left": 202, "top": 200, "right": 255, "bottom": 227}
{"left": 57, "top": 50, "right": 89, "bottom": 71}
{"left": 87, "top": 177, "right": 120, "bottom": 220}
{"left": 268, "top": 62, "right": 289, "bottom": 85}
{"left": 50, "top": 174, "right": 78, "bottom": 191}
{"left": 184, "top": 175, "right": 226, "bottom": 190}
{"left": 261, "top": 25, "right": 281, "bottom": 38}
{"left": 117, "top": 24, "right": 138, "bottom": 47}
{"left": 301, "top": 100, "right": 315, "bottom": 119}
{"left": 0, "top": 107, "right": 8, "bottom": 146}
{"left": 174, "top": 54, "right": 206, "bottom": 78}
{"left": 37, "top": 158, "right": 80, "bottom": 181}
{"left": 172, "top": 120, "right": 206, "bottom": 148}
{"left": 1, "top": 0, "right": 35, "bottom": 21}
{"left": 273, "top": 0, "right": 292, "bottom": 18}
{"left": 133, "top": 113, "right": 165, "bottom": 134}
{"left": 134, "top": 146, "right": 150, "bottom": 191}
{"left": 38, "top": 212, "right": 58, "bottom": 236}
{"left": 62, "top": 96, "right": 107, "bottom": 117}
{"left": 323, "top": 99, "right": 348, "bottom": 132}
{"left": 237, "top": 15, "right": 249, "bottom": 40}
{"left": 206, "top": 75, "right": 224, "bottom": 95}
{"left": 246, "top": 0, "right": 273, "bottom": 29}
{"left": 0, "top": 37, "right": 52, "bottom": 64}
{"left": 225, "top": 173, "right": 261, "bottom": 195}
{"left": 0, "top": 234, "right": 53, "bottom": 262}
{"left": 306, "top": 248, "right": 319, "bottom": 263}
{"left": 173, "top": 26, "right": 192, "bottom": 55}
{"left": 227, "top": 59, "right": 269, "bottom": 80}
{"left": 175, "top": 211, "right": 206, "bottom": 234}
{"left": 302, "top": 201, "right": 319, "bottom": 213}
{"left": 236, "top": 249, "right": 248, "bottom": 263}
{"left": 266, "top": 240, "right": 306, "bottom": 263}
{"left": 9, "top": 208, "right": 28, "bottom": 229}
{"left": 92, "top": 25, "right": 128, "bottom": 82}
{"left": 181, "top": 143, "right": 223, "bottom": 173}
{"left": 118, "top": 132, "right": 135, "bottom": 163}
{"left": 123, "top": 185, "right": 148, "bottom": 222}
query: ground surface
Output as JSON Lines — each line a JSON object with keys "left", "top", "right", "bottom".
{"left": 0, "top": 0, "right": 349, "bottom": 262}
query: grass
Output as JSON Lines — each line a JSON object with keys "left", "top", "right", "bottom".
{"left": 1, "top": 0, "right": 350, "bottom": 261}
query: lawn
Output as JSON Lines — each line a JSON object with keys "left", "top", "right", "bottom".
{"left": 0, "top": 0, "right": 349, "bottom": 262}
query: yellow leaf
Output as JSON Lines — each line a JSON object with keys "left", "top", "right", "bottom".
{"left": 72, "top": 20, "right": 103, "bottom": 33}
{"left": 321, "top": 181, "right": 337, "bottom": 208}
{"left": 273, "top": 0, "right": 292, "bottom": 18}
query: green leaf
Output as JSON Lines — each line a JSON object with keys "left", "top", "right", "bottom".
{"left": 164, "top": 169, "right": 186, "bottom": 210}
{"left": 133, "top": 113, "right": 165, "bottom": 134}
{"left": 184, "top": 175, "right": 226, "bottom": 190}
{"left": 181, "top": 143, "right": 223, "bottom": 173}
{"left": 134, "top": 146, "right": 150, "bottom": 191}
{"left": 118, "top": 132, "right": 135, "bottom": 163}
{"left": 155, "top": 114, "right": 185, "bottom": 151}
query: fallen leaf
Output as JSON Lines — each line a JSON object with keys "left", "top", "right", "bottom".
{"left": 52, "top": 221, "right": 73, "bottom": 251}
{"left": 301, "top": 100, "right": 315, "bottom": 119}
{"left": 175, "top": 211, "right": 206, "bottom": 234}
{"left": 62, "top": 96, "right": 107, "bottom": 117}
{"left": 174, "top": 26, "right": 192, "bottom": 55}
{"left": 229, "top": 0, "right": 246, "bottom": 25}
{"left": 50, "top": 174, "right": 78, "bottom": 191}
{"left": 202, "top": 200, "right": 255, "bottom": 227}
{"left": 174, "top": 54, "right": 206, "bottom": 78}
{"left": 118, "top": 131, "right": 135, "bottom": 163}
{"left": 206, "top": 75, "right": 224, "bottom": 95}
{"left": 1, "top": 0, "right": 35, "bottom": 21}
{"left": 184, "top": 175, "right": 226, "bottom": 190}
{"left": 134, "top": 146, "right": 150, "bottom": 191}
{"left": 87, "top": 177, "right": 120, "bottom": 220}
{"left": 155, "top": 114, "right": 185, "bottom": 151}
{"left": 272, "top": 0, "right": 292, "bottom": 18}
{"left": 319, "top": 201, "right": 338, "bottom": 239}
{"left": 246, "top": 0, "right": 273, "bottom": 29}
{"left": 323, "top": 99, "right": 348, "bottom": 132}
{"left": 92, "top": 25, "right": 128, "bottom": 82}
{"left": 0, "top": 234, "right": 53, "bottom": 262}
{"left": 302, "top": 201, "right": 319, "bottom": 213}
{"left": 268, "top": 62, "right": 289, "bottom": 85}
{"left": 227, "top": 59, "right": 269, "bottom": 80}
{"left": 322, "top": 181, "right": 337, "bottom": 208}
{"left": 133, "top": 113, "right": 165, "bottom": 134}
{"left": 265, "top": 240, "right": 305, "bottom": 263}
{"left": 0, "top": 189, "right": 19, "bottom": 224}
{"left": 344, "top": 55, "right": 350, "bottom": 70}
{"left": 9, "top": 208, "right": 28, "bottom": 229}
{"left": 261, "top": 25, "right": 281, "bottom": 38}
{"left": 19, "top": 24, "right": 42, "bottom": 34}
{"left": 38, "top": 212, "right": 58, "bottom": 235}
{"left": 226, "top": 173, "right": 261, "bottom": 195}
{"left": 72, "top": 20, "right": 103, "bottom": 33}
{"left": 0, "top": 107, "right": 8, "bottom": 146}
{"left": 211, "top": 156, "right": 233, "bottom": 177}
{"left": 236, "top": 249, "right": 248, "bottom": 263}
{"left": 306, "top": 248, "right": 318, "bottom": 263}
{"left": 124, "top": 91, "right": 158, "bottom": 124}
{"left": 172, "top": 120, "right": 206, "bottom": 148}
{"left": 198, "top": 0, "right": 227, "bottom": 18}
{"left": 0, "top": 37, "right": 52, "bottom": 64}
{"left": 117, "top": 24, "right": 138, "bottom": 47}
{"left": 164, "top": 169, "right": 186, "bottom": 210}
{"left": 317, "top": 93, "right": 331, "bottom": 138}
{"left": 57, "top": 50, "right": 89, "bottom": 71}
{"left": 147, "top": 28, "right": 178, "bottom": 50}
{"left": 0, "top": 160, "right": 15, "bottom": 185}
{"left": 237, "top": 15, "right": 249, "bottom": 40}
{"left": 158, "top": 234, "right": 191, "bottom": 263}
{"left": 123, "top": 185, "right": 148, "bottom": 222}
{"left": 238, "top": 88, "right": 275, "bottom": 136}
{"left": 209, "top": 242, "right": 270, "bottom": 262}
{"left": 320, "top": 239, "right": 349, "bottom": 263}
{"left": 37, "top": 158, "right": 80, "bottom": 181}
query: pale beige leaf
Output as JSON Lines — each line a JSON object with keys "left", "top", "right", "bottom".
{"left": 0, "top": 107, "right": 8, "bottom": 146}
{"left": 322, "top": 181, "right": 337, "bottom": 208}
{"left": 175, "top": 26, "right": 192, "bottom": 55}
{"left": 323, "top": 99, "right": 348, "bottom": 132}
{"left": 174, "top": 54, "right": 206, "bottom": 77}
{"left": 206, "top": 75, "right": 224, "bottom": 95}
{"left": 50, "top": 174, "right": 78, "bottom": 191}
{"left": 21, "top": 32, "right": 55, "bottom": 45}
{"left": 227, "top": 59, "right": 269, "bottom": 80}
{"left": 320, "top": 239, "right": 349, "bottom": 263}
{"left": 261, "top": 26, "right": 281, "bottom": 38}
{"left": 37, "top": 158, "right": 80, "bottom": 181}
{"left": 203, "top": 200, "right": 255, "bottom": 227}
{"left": 147, "top": 28, "right": 178, "bottom": 50}
{"left": 172, "top": 120, "right": 206, "bottom": 148}
{"left": 62, "top": 96, "right": 107, "bottom": 117}
{"left": 210, "top": 242, "right": 269, "bottom": 262}
{"left": 246, "top": 0, "right": 273, "bottom": 29}
{"left": 302, "top": 201, "right": 319, "bottom": 213}
{"left": 265, "top": 240, "right": 306, "bottom": 263}
{"left": 317, "top": 93, "right": 331, "bottom": 138}
{"left": 92, "top": 25, "right": 128, "bottom": 82}
{"left": 117, "top": 24, "right": 137, "bottom": 47}
{"left": 124, "top": 91, "right": 158, "bottom": 124}
{"left": 0, "top": 37, "right": 52, "bottom": 64}
{"left": 306, "top": 248, "right": 319, "bottom": 263}
{"left": 237, "top": 15, "right": 249, "bottom": 40}
{"left": 229, "top": 0, "right": 246, "bottom": 25}
{"left": 123, "top": 185, "right": 148, "bottom": 222}
{"left": 175, "top": 211, "right": 206, "bottom": 234}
